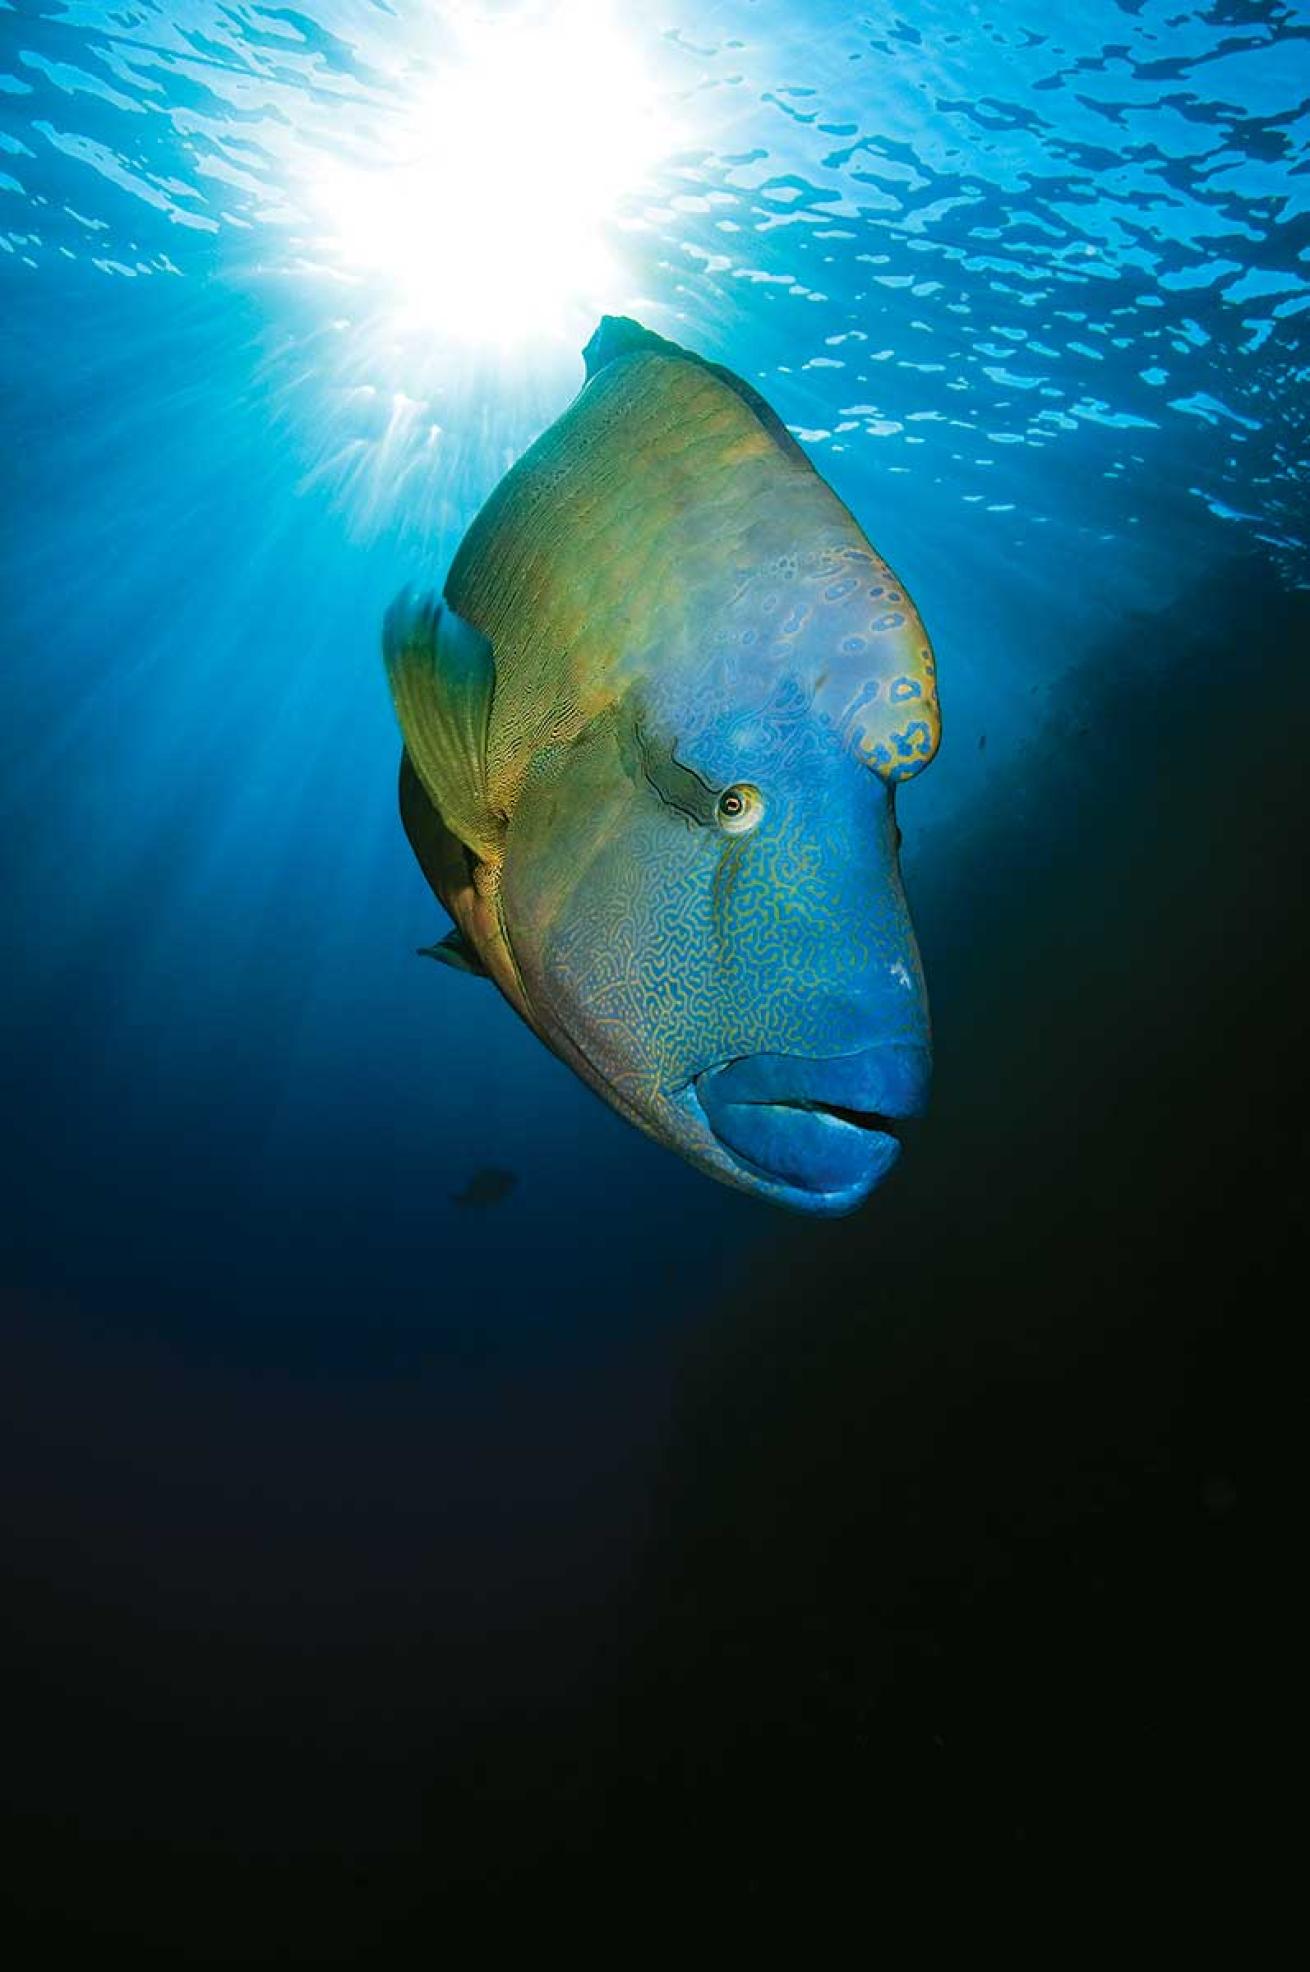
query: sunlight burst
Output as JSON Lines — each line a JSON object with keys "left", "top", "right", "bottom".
{"left": 307, "top": 2, "right": 682, "bottom": 348}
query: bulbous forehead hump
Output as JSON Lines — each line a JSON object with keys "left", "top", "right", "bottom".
{"left": 449, "top": 328, "right": 941, "bottom": 792}
{"left": 700, "top": 542, "right": 941, "bottom": 785}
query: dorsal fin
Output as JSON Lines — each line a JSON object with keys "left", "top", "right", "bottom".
{"left": 581, "top": 314, "right": 809, "bottom": 467}
{"left": 581, "top": 315, "right": 677, "bottom": 379}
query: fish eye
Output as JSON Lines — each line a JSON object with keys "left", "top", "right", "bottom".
{"left": 716, "top": 783, "right": 764, "bottom": 835}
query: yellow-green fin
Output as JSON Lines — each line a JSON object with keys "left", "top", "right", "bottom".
{"left": 382, "top": 588, "right": 500, "bottom": 863}
{"left": 581, "top": 314, "right": 808, "bottom": 468}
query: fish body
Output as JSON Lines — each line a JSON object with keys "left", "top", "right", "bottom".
{"left": 384, "top": 317, "right": 941, "bottom": 1214}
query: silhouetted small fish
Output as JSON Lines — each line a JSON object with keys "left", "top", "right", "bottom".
{"left": 451, "top": 1167, "right": 518, "bottom": 1209}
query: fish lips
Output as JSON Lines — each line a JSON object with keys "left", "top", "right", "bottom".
{"left": 689, "top": 1044, "right": 931, "bottom": 1210}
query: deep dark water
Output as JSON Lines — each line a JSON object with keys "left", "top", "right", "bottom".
{"left": 3, "top": 561, "right": 1300, "bottom": 1951}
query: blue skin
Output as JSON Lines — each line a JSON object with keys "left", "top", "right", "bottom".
{"left": 499, "top": 670, "right": 933, "bottom": 1215}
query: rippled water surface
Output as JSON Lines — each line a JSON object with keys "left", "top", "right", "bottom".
{"left": 5, "top": 0, "right": 1307, "bottom": 545}
{"left": 2, "top": 0, "right": 1308, "bottom": 1343}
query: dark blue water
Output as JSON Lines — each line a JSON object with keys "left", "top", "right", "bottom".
{"left": 2, "top": 1, "right": 1304, "bottom": 1949}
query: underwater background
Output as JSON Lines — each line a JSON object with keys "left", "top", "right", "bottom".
{"left": 2, "top": 0, "right": 1305, "bottom": 1948}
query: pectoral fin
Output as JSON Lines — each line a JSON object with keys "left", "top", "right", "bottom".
{"left": 383, "top": 588, "right": 501, "bottom": 864}
{"left": 418, "top": 927, "right": 489, "bottom": 976}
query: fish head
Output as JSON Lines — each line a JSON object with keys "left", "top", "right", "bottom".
{"left": 498, "top": 544, "right": 941, "bottom": 1214}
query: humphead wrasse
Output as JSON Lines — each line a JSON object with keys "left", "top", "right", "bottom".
{"left": 382, "top": 316, "right": 942, "bottom": 1214}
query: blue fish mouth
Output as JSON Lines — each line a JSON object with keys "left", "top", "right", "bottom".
{"left": 684, "top": 1044, "right": 930, "bottom": 1212}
